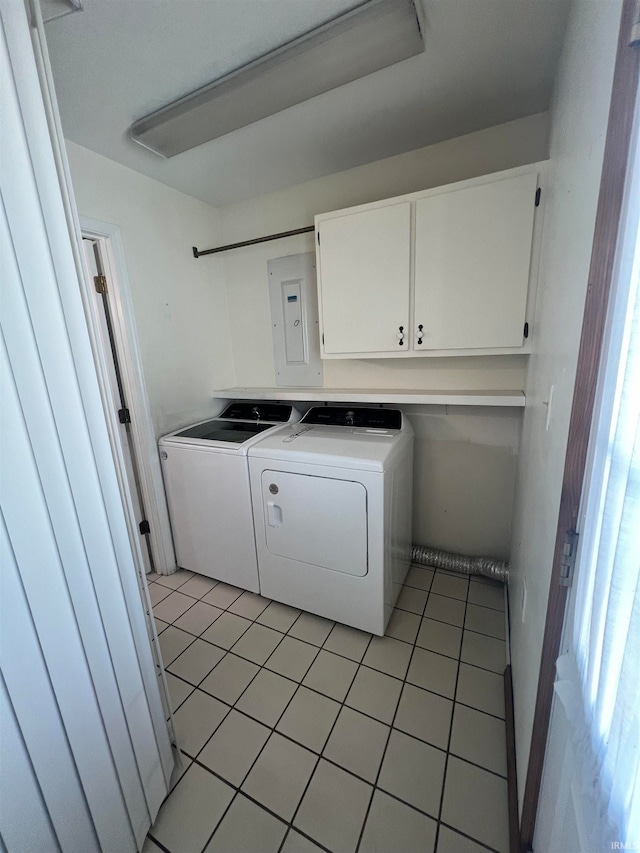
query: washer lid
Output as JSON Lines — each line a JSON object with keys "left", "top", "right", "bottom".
{"left": 174, "top": 419, "right": 272, "bottom": 443}
{"left": 158, "top": 402, "right": 300, "bottom": 453}
{"left": 248, "top": 421, "right": 413, "bottom": 472}
{"left": 159, "top": 417, "right": 294, "bottom": 454}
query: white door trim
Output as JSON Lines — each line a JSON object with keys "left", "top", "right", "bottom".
{"left": 79, "top": 218, "right": 177, "bottom": 575}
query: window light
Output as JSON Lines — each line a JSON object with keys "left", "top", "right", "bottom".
{"left": 130, "top": 0, "right": 424, "bottom": 158}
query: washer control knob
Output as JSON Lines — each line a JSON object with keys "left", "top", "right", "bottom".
{"left": 269, "top": 484, "right": 279, "bottom": 495}
{"left": 160, "top": 451, "right": 168, "bottom": 461}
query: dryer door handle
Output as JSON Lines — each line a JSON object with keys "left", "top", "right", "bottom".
{"left": 267, "top": 501, "right": 283, "bottom": 527}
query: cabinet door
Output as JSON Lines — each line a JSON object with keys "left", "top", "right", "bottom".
{"left": 318, "top": 202, "right": 410, "bottom": 354}
{"left": 414, "top": 172, "right": 537, "bottom": 350}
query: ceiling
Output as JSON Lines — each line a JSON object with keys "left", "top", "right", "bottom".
{"left": 44, "top": 0, "right": 570, "bottom": 208}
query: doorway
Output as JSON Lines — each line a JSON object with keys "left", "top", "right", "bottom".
{"left": 78, "top": 218, "right": 177, "bottom": 577}
{"left": 82, "top": 237, "right": 153, "bottom": 573}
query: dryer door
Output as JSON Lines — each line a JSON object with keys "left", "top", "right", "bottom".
{"left": 261, "top": 470, "right": 368, "bottom": 576}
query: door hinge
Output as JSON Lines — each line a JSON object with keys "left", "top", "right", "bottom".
{"left": 559, "top": 529, "right": 578, "bottom": 587}
{"left": 94, "top": 274, "right": 108, "bottom": 294}
{"left": 118, "top": 407, "right": 131, "bottom": 424}
{"left": 139, "top": 519, "right": 150, "bottom": 535}
{"left": 535, "top": 187, "right": 541, "bottom": 207}
{"left": 524, "top": 322, "right": 529, "bottom": 339}
{"left": 317, "top": 231, "right": 320, "bottom": 245}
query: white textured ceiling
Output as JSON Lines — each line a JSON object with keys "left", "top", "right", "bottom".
{"left": 44, "top": 0, "right": 569, "bottom": 208}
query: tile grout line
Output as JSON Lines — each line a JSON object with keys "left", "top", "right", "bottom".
{"left": 194, "top": 604, "right": 370, "bottom": 853}
{"left": 163, "top": 591, "right": 295, "bottom": 677}
{"left": 159, "top": 574, "right": 508, "bottom": 749}
{"left": 150, "top": 570, "right": 508, "bottom": 852}
{"left": 156, "top": 563, "right": 504, "bottom": 606}
{"left": 167, "top": 644, "right": 508, "bottom": 725}
{"left": 167, "top": 742, "right": 500, "bottom": 853}
{"left": 158, "top": 576, "right": 506, "bottom": 673}
{"left": 438, "top": 819, "right": 503, "bottom": 853}
{"left": 354, "top": 572, "right": 437, "bottom": 853}
{"left": 156, "top": 567, "right": 505, "bottom": 617}
{"left": 160, "top": 587, "right": 508, "bottom": 769}
{"left": 397, "top": 585, "right": 505, "bottom": 612}
{"left": 149, "top": 581, "right": 331, "bottom": 853}
{"left": 168, "top": 611, "right": 506, "bottom": 691}
{"left": 192, "top": 606, "right": 327, "bottom": 853}
{"left": 164, "top": 602, "right": 333, "bottom": 718}
{"left": 434, "top": 576, "right": 471, "bottom": 852}
{"left": 173, "top": 682, "right": 510, "bottom": 786}
{"left": 277, "top": 631, "right": 373, "bottom": 853}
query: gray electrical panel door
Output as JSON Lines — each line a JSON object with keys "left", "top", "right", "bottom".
{"left": 268, "top": 252, "right": 323, "bottom": 387}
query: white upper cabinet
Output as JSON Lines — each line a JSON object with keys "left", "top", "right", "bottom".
{"left": 317, "top": 203, "right": 411, "bottom": 354}
{"left": 315, "top": 165, "right": 544, "bottom": 358}
{"left": 413, "top": 172, "right": 537, "bottom": 350}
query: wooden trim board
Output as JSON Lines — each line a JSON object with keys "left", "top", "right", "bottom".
{"left": 504, "top": 664, "right": 520, "bottom": 853}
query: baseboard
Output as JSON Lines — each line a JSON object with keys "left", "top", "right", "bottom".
{"left": 504, "top": 664, "right": 520, "bottom": 853}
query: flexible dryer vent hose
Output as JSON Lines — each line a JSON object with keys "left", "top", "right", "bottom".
{"left": 411, "top": 545, "right": 509, "bottom": 584}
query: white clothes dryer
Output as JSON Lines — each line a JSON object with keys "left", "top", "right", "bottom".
{"left": 159, "top": 402, "right": 299, "bottom": 592}
{"left": 248, "top": 406, "right": 414, "bottom": 635}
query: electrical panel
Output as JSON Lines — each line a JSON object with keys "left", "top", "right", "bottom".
{"left": 268, "top": 252, "right": 322, "bottom": 387}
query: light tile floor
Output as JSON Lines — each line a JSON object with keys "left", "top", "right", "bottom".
{"left": 144, "top": 565, "right": 509, "bottom": 853}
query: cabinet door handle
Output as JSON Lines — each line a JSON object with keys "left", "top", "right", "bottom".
{"left": 416, "top": 324, "right": 424, "bottom": 345}
{"left": 396, "top": 325, "right": 405, "bottom": 346}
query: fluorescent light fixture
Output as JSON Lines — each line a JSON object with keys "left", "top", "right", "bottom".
{"left": 41, "top": 0, "right": 82, "bottom": 23}
{"left": 130, "top": 0, "right": 424, "bottom": 158}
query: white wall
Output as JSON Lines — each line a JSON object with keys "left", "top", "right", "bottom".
{"left": 408, "top": 407, "right": 521, "bottom": 559}
{"left": 66, "top": 141, "right": 235, "bottom": 438}
{"left": 508, "top": 0, "right": 622, "bottom": 808}
{"left": 216, "top": 113, "right": 549, "bottom": 558}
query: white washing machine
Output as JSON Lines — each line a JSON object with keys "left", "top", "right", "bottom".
{"left": 249, "top": 406, "right": 414, "bottom": 635}
{"left": 159, "top": 402, "right": 299, "bottom": 592}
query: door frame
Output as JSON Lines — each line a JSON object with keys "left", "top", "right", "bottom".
{"left": 79, "top": 217, "right": 177, "bottom": 576}
{"left": 519, "top": 0, "right": 640, "bottom": 847}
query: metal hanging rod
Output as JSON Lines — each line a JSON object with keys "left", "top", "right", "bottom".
{"left": 192, "top": 225, "right": 314, "bottom": 258}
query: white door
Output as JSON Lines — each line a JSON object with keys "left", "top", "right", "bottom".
{"left": 261, "top": 470, "right": 368, "bottom": 576}
{"left": 534, "top": 107, "right": 640, "bottom": 851}
{"left": 1, "top": 2, "right": 173, "bottom": 849}
{"left": 83, "top": 238, "right": 153, "bottom": 573}
{"left": 414, "top": 172, "right": 537, "bottom": 350}
{"left": 318, "top": 202, "right": 411, "bottom": 354}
